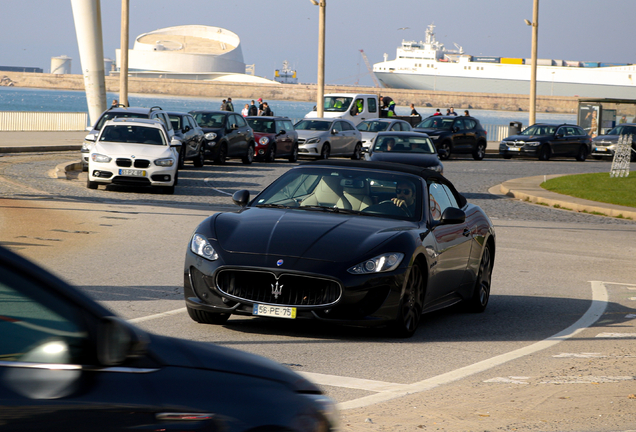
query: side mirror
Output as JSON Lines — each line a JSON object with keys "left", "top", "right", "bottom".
{"left": 439, "top": 207, "right": 466, "bottom": 225}
{"left": 278, "top": 129, "right": 286, "bottom": 136}
{"left": 85, "top": 126, "right": 93, "bottom": 132}
{"left": 232, "top": 190, "right": 250, "bottom": 207}
{"left": 331, "top": 129, "right": 338, "bottom": 135}
{"left": 184, "top": 125, "right": 191, "bottom": 133}
{"left": 170, "top": 138, "right": 182, "bottom": 147}
{"left": 85, "top": 134, "right": 97, "bottom": 142}
{"left": 97, "top": 317, "right": 148, "bottom": 366}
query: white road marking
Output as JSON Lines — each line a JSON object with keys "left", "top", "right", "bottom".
{"left": 626, "top": 314, "right": 636, "bottom": 319}
{"left": 203, "top": 178, "right": 233, "bottom": 196}
{"left": 540, "top": 376, "right": 634, "bottom": 384}
{"left": 595, "top": 333, "right": 636, "bottom": 338}
{"left": 128, "top": 308, "right": 187, "bottom": 323}
{"left": 553, "top": 352, "right": 606, "bottom": 358}
{"left": 299, "top": 372, "right": 406, "bottom": 393}
{"left": 483, "top": 376, "right": 530, "bottom": 384}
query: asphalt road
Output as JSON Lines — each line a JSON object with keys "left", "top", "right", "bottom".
{"left": 1, "top": 151, "right": 636, "bottom": 431}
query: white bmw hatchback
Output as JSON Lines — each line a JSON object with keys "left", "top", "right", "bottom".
{"left": 86, "top": 118, "right": 181, "bottom": 194}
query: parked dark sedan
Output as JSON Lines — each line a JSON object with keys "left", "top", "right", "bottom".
{"left": 591, "top": 123, "right": 636, "bottom": 162}
{"left": 189, "top": 110, "right": 255, "bottom": 164}
{"left": 0, "top": 245, "right": 337, "bottom": 431}
{"left": 184, "top": 160, "right": 495, "bottom": 338}
{"left": 246, "top": 116, "right": 299, "bottom": 162}
{"left": 499, "top": 123, "right": 592, "bottom": 161}
{"left": 168, "top": 111, "right": 205, "bottom": 168}
{"left": 413, "top": 115, "right": 488, "bottom": 160}
{"left": 365, "top": 131, "right": 443, "bottom": 174}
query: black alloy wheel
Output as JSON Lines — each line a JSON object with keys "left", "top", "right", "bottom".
{"left": 438, "top": 141, "right": 452, "bottom": 160}
{"left": 215, "top": 143, "right": 227, "bottom": 165}
{"left": 466, "top": 244, "right": 492, "bottom": 313}
{"left": 242, "top": 143, "right": 255, "bottom": 164}
{"left": 390, "top": 263, "right": 424, "bottom": 338}
{"left": 319, "top": 143, "right": 330, "bottom": 160}
{"left": 576, "top": 145, "right": 588, "bottom": 162}
{"left": 193, "top": 146, "right": 205, "bottom": 167}
{"left": 288, "top": 145, "right": 299, "bottom": 163}
{"left": 538, "top": 144, "right": 551, "bottom": 161}
{"left": 266, "top": 144, "right": 276, "bottom": 162}
{"left": 473, "top": 142, "right": 486, "bottom": 161}
{"left": 187, "top": 306, "right": 231, "bottom": 324}
{"left": 351, "top": 143, "right": 362, "bottom": 160}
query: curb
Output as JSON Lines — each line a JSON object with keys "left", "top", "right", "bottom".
{"left": 0, "top": 145, "right": 82, "bottom": 154}
{"left": 499, "top": 174, "right": 636, "bottom": 220}
{"left": 50, "top": 161, "right": 83, "bottom": 180}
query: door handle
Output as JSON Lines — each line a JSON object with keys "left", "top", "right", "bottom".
{"left": 462, "top": 228, "right": 471, "bottom": 237}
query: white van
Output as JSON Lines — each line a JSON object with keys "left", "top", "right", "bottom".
{"left": 305, "top": 93, "right": 380, "bottom": 126}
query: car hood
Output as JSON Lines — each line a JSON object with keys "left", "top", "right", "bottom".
{"left": 592, "top": 135, "right": 619, "bottom": 144}
{"left": 503, "top": 134, "right": 547, "bottom": 142}
{"left": 93, "top": 142, "right": 172, "bottom": 158}
{"left": 413, "top": 128, "right": 444, "bottom": 135}
{"left": 253, "top": 131, "right": 275, "bottom": 140}
{"left": 296, "top": 129, "right": 328, "bottom": 140}
{"left": 368, "top": 152, "right": 441, "bottom": 168}
{"left": 201, "top": 127, "right": 223, "bottom": 134}
{"left": 148, "top": 333, "right": 319, "bottom": 392}
{"left": 213, "top": 208, "right": 405, "bottom": 262}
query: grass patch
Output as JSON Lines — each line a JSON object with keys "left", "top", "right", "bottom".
{"left": 542, "top": 173, "right": 636, "bottom": 208}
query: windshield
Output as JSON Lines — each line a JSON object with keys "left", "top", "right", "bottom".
{"left": 295, "top": 119, "right": 332, "bottom": 131}
{"left": 95, "top": 112, "right": 147, "bottom": 130}
{"left": 357, "top": 121, "right": 390, "bottom": 132}
{"left": 606, "top": 125, "right": 636, "bottom": 135}
{"left": 253, "top": 167, "right": 422, "bottom": 221}
{"left": 417, "top": 117, "right": 454, "bottom": 130}
{"left": 520, "top": 125, "right": 557, "bottom": 136}
{"left": 323, "top": 96, "right": 352, "bottom": 113}
{"left": 373, "top": 135, "right": 436, "bottom": 154}
{"left": 247, "top": 118, "right": 276, "bottom": 133}
{"left": 191, "top": 112, "right": 226, "bottom": 128}
{"left": 99, "top": 125, "right": 166, "bottom": 145}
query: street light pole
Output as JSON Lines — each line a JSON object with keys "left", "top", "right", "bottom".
{"left": 119, "top": 0, "right": 129, "bottom": 107}
{"left": 528, "top": 0, "right": 539, "bottom": 125}
{"left": 310, "top": 0, "right": 326, "bottom": 118}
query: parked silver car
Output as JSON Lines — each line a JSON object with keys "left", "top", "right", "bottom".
{"left": 295, "top": 118, "right": 362, "bottom": 160}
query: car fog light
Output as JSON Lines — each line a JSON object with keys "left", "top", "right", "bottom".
{"left": 258, "top": 149, "right": 264, "bottom": 155}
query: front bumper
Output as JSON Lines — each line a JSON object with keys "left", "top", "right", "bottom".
{"left": 591, "top": 146, "right": 615, "bottom": 158}
{"left": 499, "top": 142, "right": 539, "bottom": 157}
{"left": 88, "top": 160, "right": 177, "bottom": 187}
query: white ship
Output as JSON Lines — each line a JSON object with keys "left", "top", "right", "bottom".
{"left": 274, "top": 60, "right": 298, "bottom": 84}
{"left": 373, "top": 24, "right": 636, "bottom": 99}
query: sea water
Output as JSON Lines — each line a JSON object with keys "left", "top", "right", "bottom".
{"left": 0, "top": 86, "right": 576, "bottom": 127}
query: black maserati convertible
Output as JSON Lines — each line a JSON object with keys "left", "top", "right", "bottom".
{"left": 184, "top": 160, "right": 495, "bottom": 337}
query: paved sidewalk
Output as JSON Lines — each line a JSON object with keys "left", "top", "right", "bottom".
{"left": 0, "top": 131, "right": 86, "bottom": 153}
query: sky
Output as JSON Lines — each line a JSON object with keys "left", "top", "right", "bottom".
{"left": 1, "top": 0, "right": 635, "bottom": 87}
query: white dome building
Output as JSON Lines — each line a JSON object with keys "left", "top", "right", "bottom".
{"left": 115, "top": 25, "right": 277, "bottom": 84}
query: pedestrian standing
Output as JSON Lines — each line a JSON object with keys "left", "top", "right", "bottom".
{"left": 409, "top": 103, "right": 419, "bottom": 116}
{"left": 111, "top": 99, "right": 118, "bottom": 108}
{"left": 448, "top": 107, "right": 458, "bottom": 116}
{"left": 226, "top": 97, "right": 235, "bottom": 112}
{"left": 260, "top": 102, "right": 273, "bottom": 116}
{"left": 220, "top": 99, "right": 228, "bottom": 111}
{"left": 464, "top": 110, "right": 470, "bottom": 116}
{"left": 433, "top": 109, "right": 442, "bottom": 116}
{"left": 257, "top": 98, "right": 264, "bottom": 115}
{"left": 241, "top": 104, "right": 249, "bottom": 117}
{"left": 248, "top": 100, "right": 258, "bottom": 116}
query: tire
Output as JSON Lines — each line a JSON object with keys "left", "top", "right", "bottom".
{"left": 193, "top": 146, "right": 205, "bottom": 167}
{"left": 187, "top": 306, "right": 231, "bottom": 325}
{"left": 178, "top": 146, "right": 186, "bottom": 169}
{"left": 592, "top": 156, "right": 602, "bottom": 160}
{"left": 319, "top": 143, "right": 330, "bottom": 160}
{"left": 390, "top": 263, "right": 424, "bottom": 338}
{"left": 466, "top": 244, "right": 493, "bottom": 313}
{"left": 87, "top": 177, "right": 98, "bottom": 190}
{"left": 163, "top": 185, "right": 175, "bottom": 194}
{"left": 438, "top": 141, "right": 452, "bottom": 160}
{"left": 266, "top": 144, "right": 276, "bottom": 162}
{"left": 576, "top": 145, "right": 588, "bottom": 161}
{"left": 242, "top": 143, "right": 255, "bottom": 164}
{"left": 288, "top": 144, "right": 299, "bottom": 163}
{"left": 538, "top": 145, "right": 551, "bottom": 161}
{"left": 215, "top": 143, "right": 227, "bottom": 165}
{"left": 351, "top": 143, "right": 362, "bottom": 160}
{"left": 472, "top": 142, "right": 486, "bottom": 161}
{"left": 503, "top": 154, "right": 512, "bottom": 160}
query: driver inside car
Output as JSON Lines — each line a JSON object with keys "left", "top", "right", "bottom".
{"left": 391, "top": 180, "right": 416, "bottom": 216}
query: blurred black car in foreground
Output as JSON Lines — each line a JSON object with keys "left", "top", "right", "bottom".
{"left": 499, "top": 123, "right": 592, "bottom": 161}
{"left": 0, "top": 245, "right": 337, "bottom": 431}
{"left": 365, "top": 131, "right": 444, "bottom": 174}
{"left": 591, "top": 123, "right": 636, "bottom": 162}
{"left": 413, "top": 115, "right": 488, "bottom": 160}
{"left": 184, "top": 160, "right": 495, "bottom": 338}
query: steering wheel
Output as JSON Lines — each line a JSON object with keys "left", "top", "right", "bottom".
{"left": 363, "top": 200, "right": 410, "bottom": 217}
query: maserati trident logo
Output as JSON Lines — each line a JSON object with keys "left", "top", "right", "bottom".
{"left": 276, "top": 259, "right": 284, "bottom": 266}
{"left": 271, "top": 280, "right": 283, "bottom": 299}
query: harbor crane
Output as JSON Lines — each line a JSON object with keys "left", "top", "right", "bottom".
{"left": 360, "top": 49, "right": 380, "bottom": 88}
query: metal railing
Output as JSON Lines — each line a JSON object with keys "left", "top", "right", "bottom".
{"left": 0, "top": 112, "right": 88, "bottom": 131}
{"left": 483, "top": 124, "right": 509, "bottom": 142}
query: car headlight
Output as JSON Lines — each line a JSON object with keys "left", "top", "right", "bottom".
{"left": 81, "top": 142, "right": 91, "bottom": 152}
{"left": 429, "top": 164, "right": 443, "bottom": 173}
{"left": 305, "top": 137, "right": 321, "bottom": 144}
{"left": 301, "top": 394, "right": 339, "bottom": 432}
{"left": 608, "top": 144, "right": 616, "bottom": 150}
{"left": 91, "top": 153, "right": 111, "bottom": 163}
{"left": 524, "top": 141, "right": 540, "bottom": 146}
{"left": 259, "top": 136, "right": 270, "bottom": 145}
{"left": 190, "top": 233, "right": 218, "bottom": 261}
{"left": 348, "top": 252, "right": 404, "bottom": 274}
{"left": 154, "top": 158, "right": 175, "bottom": 167}
{"left": 204, "top": 132, "right": 217, "bottom": 140}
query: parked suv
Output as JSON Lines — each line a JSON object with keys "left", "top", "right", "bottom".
{"left": 591, "top": 123, "right": 636, "bottom": 162}
{"left": 167, "top": 111, "right": 205, "bottom": 168}
{"left": 413, "top": 115, "right": 488, "bottom": 160}
{"left": 81, "top": 106, "right": 176, "bottom": 170}
{"left": 189, "top": 110, "right": 255, "bottom": 165}
{"left": 499, "top": 123, "right": 592, "bottom": 161}
{"left": 246, "top": 116, "right": 298, "bottom": 162}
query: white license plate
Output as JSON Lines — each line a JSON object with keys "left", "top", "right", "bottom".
{"left": 119, "top": 169, "right": 146, "bottom": 176}
{"left": 252, "top": 304, "right": 296, "bottom": 319}
{"left": 508, "top": 147, "right": 520, "bottom": 151}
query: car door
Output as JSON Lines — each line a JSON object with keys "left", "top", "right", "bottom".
{"left": 0, "top": 262, "right": 158, "bottom": 431}
{"left": 224, "top": 114, "right": 242, "bottom": 157}
{"left": 329, "top": 121, "right": 347, "bottom": 155}
{"left": 424, "top": 181, "right": 473, "bottom": 302}
{"left": 275, "top": 120, "right": 292, "bottom": 156}
{"left": 463, "top": 117, "right": 478, "bottom": 151}
{"left": 339, "top": 121, "right": 359, "bottom": 155}
{"left": 451, "top": 118, "right": 468, "bottom": 151}
{"left": 552, "top": 126, "right": 571, "bottom": 156}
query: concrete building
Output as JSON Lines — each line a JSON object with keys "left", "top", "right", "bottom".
{"left": 114, "top": 25, "right": 278, "bottom": 84}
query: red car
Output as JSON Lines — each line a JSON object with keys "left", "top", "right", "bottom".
{"left": 246, "top": 116, "right": 298, "bottom": 162}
